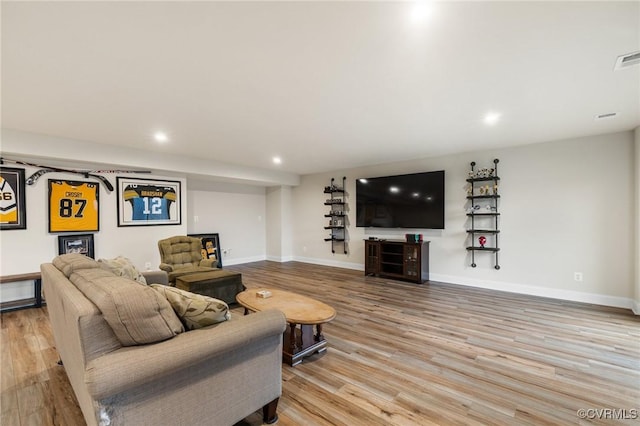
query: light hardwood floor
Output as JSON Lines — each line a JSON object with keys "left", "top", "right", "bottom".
{"left": 2, "top": 261, "right": 639, "bottom": 425}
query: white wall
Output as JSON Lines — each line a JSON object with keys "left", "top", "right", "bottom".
{"left": 265, "top": 186, "right": 293, "bottom": 262}
{"left": 292, "top": 131, "right": 636, "bottom": 309}
{"left": 187, "top": 183, "right": 267, "bottom": 265}
{"left": 635, "top": 126, "right": 640, "bottom": 313}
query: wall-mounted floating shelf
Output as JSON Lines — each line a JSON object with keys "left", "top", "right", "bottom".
{"left": 466, "top": 159, "right": 501, "bottom": 269}
{"left": 323, "top": 177, "right": 348, "bottom": 254}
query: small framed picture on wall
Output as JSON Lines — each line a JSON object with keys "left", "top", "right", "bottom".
{"left": 188, "top": 233, "right": 222, "bottom": 268}
{"left": 58, "top": 233, "right": 95, "bottom": 259}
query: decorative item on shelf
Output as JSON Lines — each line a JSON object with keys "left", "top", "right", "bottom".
{"left": 467, "top": 205, "right": 480, "bottom": 213}
{"left": 405, "top": 233, "right": 423, "bottom": 243}
{"left": 478, "top": 236, "right": 486, "bottom": 248}
{"left": 468, "top": 167, "right": 497, "bottom": 179}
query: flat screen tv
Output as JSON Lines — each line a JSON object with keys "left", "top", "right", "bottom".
{"left": 356, "top": 170, "right": 445, "bottom": 229}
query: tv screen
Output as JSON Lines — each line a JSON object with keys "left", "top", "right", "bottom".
{"left": 356, "top": 170, "right": 445, "bottom": 229}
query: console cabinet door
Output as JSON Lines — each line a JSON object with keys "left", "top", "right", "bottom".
{"left": 403, "top": 244, "right": 420, "bottom": 280}
{"left": 364, "top": 241, "right": 379, "bottom": 275}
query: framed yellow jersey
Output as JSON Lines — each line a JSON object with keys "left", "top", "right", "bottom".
{"left": 48, "top": 180, "right": 99, "bottom": 232}
{"left": 0, "top": 167, "right": 27, "bottom": 230}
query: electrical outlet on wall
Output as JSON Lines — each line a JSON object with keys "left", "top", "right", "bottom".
{"left": 145, "top": 262, "right": 151, "bottom": 271}
{"left": 574, "top": 272, "right": 583, "bottom": 282}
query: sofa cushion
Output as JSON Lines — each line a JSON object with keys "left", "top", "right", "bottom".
{"left": 71, "top": 268, "right": 184, "bottom": 345}
{"left": 98, "top": 256, "right": 147, "bottom": 285}
{"left": 150, "top": 284, "right": 230, "bottom": 330}
{"left": 52, "top": 253, "right": 99, "bottom": 277}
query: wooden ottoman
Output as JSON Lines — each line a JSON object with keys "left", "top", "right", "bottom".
{"left": 175, "top": 270, "right": 244, "bottom": 305}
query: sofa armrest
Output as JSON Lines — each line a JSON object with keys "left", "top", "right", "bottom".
{"left": 84, "top": 309, "right": 286, "bottom": 400}
{"left": 142, "top": 270, "right": 168, "bottom": 286}
{"left": 158, "top": 263, "right": 173, "bottom": 273}
{"left": 198, "top": 258, "right": 217, "bottom": 268}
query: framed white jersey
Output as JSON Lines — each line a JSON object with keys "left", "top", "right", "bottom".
{"left": 117, "top": 177, "right": 181, "bottom": 226}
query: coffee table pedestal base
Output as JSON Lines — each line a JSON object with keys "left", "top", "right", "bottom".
{"left": 283, "top": 323, "right": 327, "bottom": 366}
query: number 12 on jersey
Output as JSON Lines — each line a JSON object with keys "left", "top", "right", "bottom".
{"left": 117, "top": 177, "right": 181, "bottom": 226}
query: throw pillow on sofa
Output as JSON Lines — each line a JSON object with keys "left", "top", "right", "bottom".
{"left": 150, "top": 284, "right": 230, "bottom": 330}
{"left": 52, "top": 253, "right": 99, "bottom": 277}
{"left": 71, "top": 268, "right": 184, "bottom": 345}
{"left": 98, "top": 256, "right": 147, "bottom": 285}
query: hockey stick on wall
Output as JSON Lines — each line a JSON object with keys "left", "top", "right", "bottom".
{"left": 1, "top": 158, "right": 151, "bottom": 193}
{"left": 26, "top": 168, "right": 152, "bottom": 187}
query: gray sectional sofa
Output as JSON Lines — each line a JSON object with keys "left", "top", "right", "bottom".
{"left": 42, "top": 254, "right": 286, "bottom": 426}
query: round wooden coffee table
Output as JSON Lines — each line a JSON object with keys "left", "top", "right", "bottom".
{"left": 236, "top": 288, "right": 336, "bottom": 366}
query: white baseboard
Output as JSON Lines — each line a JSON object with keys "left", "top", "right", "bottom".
{"left": 293, "top": 256, "right": 363, "bottom": 271}
{"left": 430, "top": 273, "right": 636, "bottom": 311}
{"left": 223, "top": 255, "right": 266, "bottom": 266}
{"left": 633, "top": 299, "right": 640, "bottom": 315}
{"left": 265, "top": 255, "right": 294, "bottom": 263}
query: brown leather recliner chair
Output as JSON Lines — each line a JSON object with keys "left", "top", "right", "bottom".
{"left": 158, "top": 236, "right": 218, "bottom": 284}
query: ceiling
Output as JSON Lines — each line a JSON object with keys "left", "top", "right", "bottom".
{"left": 2, "top": 1, "right": 639, "bottom": 177}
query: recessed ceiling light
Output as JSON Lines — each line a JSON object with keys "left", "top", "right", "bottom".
{"left": 359, "top": 179, "right": 368, "bottom": 184}
{"left": 410, "top": 2, "right": 434, "bottom": 23}
{"left": 153, "top": 131, "right": 169, "bottom": 143}
{"left": 272, "top": 156, "right": 282, "bottom": 165}
{"left": 483, "top": 112, "right": 501, "bottom": 126}
{"left": 390, "top": 186, "right": 400, "bottom": 193}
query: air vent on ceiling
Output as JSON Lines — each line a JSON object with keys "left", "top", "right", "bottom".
{"left": 594, "top": 112, "right": 617, "bottom": 121}
{"left": 614, "top": 51, "right": 640, "bottom": 70}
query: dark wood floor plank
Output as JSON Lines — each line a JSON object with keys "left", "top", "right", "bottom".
{"left": 2, "top": 260, "right": 639, "bottom": 425}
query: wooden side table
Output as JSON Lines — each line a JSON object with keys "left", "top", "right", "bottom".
{"left": 236, "top": 288, "right": 336, "bottom": 366}
{"left": 0, "top": 272, "right": 43, "bottom": 312}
